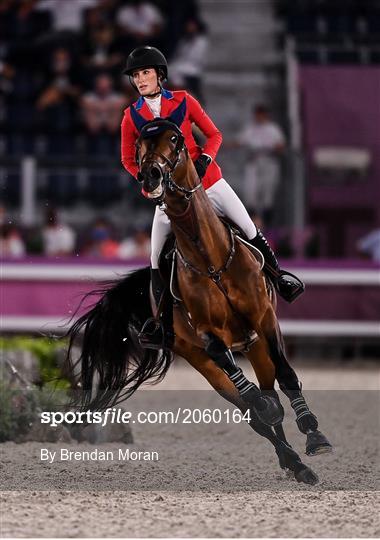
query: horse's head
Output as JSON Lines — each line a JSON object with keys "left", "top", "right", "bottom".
{"left": 136, "top": 118, "right": 185, "bottom": 200}
{"left": 132, "top": 99, "right": 201, "bottom": 205}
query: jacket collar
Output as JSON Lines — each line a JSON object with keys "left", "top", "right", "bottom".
{"left": 135, "top": 89, "right": 174, "bottom": 111}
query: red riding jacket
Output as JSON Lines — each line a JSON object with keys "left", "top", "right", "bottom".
{"left": 120, "top": 89, "right": 223, "bottom": 190}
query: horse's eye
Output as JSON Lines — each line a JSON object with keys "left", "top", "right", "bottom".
{"left": 170, "top": 134, "right": 178, "bottom": 143}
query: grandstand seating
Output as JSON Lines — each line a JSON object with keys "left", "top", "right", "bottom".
{"left": 275, "top": 0, "right": 380, "bottom": 65}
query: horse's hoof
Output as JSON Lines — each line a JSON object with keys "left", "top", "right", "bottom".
{"left": 306, "top": 430, "right": 333, "bottom": 456}
{"left": 295, "top": 466, "right": 319, "bottom": 485}
{"left": 284, "top": 468, "right": 294, "bottom": 479}
{"left": 254, "top": 395, "right": 284, "bottom": 426}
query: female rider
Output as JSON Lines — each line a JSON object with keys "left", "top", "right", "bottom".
{"left": 121, "top": 46, "right": 304, "bottom": 348}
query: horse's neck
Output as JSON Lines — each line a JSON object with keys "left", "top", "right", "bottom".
{"left": 167, "top": 175, "right": 230, "bottom": 271}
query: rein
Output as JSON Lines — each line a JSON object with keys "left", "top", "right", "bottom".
{"left": 164, "top": 172, "right": 202, "bottom": 200}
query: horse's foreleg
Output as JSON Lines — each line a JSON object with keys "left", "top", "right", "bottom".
{"left": 260, "top": 307, "right": 333, "bottom": 456}
{"left": 175, "top": 340, "right": 318, "bottom": 485}
{"left": 244, "top": 337, "right": 285, "bottom": 428}
{"left": 175, "top": 341, "right": 245, "bottom": 407}
{"left": 200, "top": 332, "right": 283, "bottom": 427}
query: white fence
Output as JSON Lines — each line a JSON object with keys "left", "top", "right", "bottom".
{"left": 1, "top": 263, "right": 379, "bottom": 337}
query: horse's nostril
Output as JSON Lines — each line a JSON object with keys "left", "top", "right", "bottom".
{"left": 150, "top": 166, "right": 161, "bottom": 180}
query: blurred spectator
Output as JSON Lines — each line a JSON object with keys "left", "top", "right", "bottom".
{"left": 42, "top": 209, "right": 76, "bottom": 256}
{"left": 158, "top": 0, "right": 200, "bottom": 59}
{"left": 81, "top": 217, "right": 119, "bottom": 257}
{"left": 1, "top": 1, "right": 46, "bottom": 154}
{"left": 357, "top": 228, "right": 380, "bottom": 262}
{"left": 38, "top": 47, "right": 80, "bottom": 102}
{"left": 0, "top": 223, "right": 26, "bottom": 258}
{"left": 36, "top": 0, "right": 99, "bottom": 33}
{"left": 2, "top": 0, "right": 51, "bottom": 67}
{"left": 36, "top": 47, "right": 81, "bottom": 154}
{"left": 0, "top": 62, "right": 15, "bottom": 146}
{"left": 0, "top": 61, "right": 14, "bottom": 95}
{"left": 81, "top": 3, "right": 119, "bottom": 45}
{"left": 169, "top": 17, "right": 208, "bottom": 102}
{"left": 303, "top": 228, "right": 321, "bottom": 259}
{"left": 249, "top": 211, "right": 278, "bottom": 253}
{"left": 4, "top": 62, "right": 40, "bottom": 155}
{"left": 118, "top": 226, "right": 150, "bottom": 259}
{"left": 275, "top": 232, "right": 295, "bottom": 258}
{"left": 250, "top": 212, "right": 264, "bottom": 233}
{"left": 81, "top": 22, "right": 124, "bottom": 83}
{"left": 82, "top": 4, "right": 107, "bottom": 37}
{"left": 116, "top": 0, "right": 165, "bottom": 48}
{"left": 236, "top": 105, "right": 286, "bottom": 227}
{"left": 81, "top": 73, "right": 126, "bottom": 155}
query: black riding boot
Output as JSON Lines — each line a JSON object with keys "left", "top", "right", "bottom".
{"left": 138, "top": 268, "right": 174, "bottom": 350}
{"left": 249, "top": 229, "right": 305, "bottom": 303}
{"left": 151, "top": 268, "right": 165, "bottom": 308}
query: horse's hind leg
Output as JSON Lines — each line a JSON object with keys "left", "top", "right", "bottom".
{"left": 260, "top": 307, "right": 332, "bottom": 456}
{"left": 176, "top": 340, "right": 319, "bottom": 485}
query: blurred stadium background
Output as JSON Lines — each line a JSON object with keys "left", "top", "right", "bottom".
{"left": 1, "top": 0, "right": 379, "bottom": 358}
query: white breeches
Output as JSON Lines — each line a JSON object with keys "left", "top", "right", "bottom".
{"left": 243, "top": 157, "right": 280, "bottom": 212}
{"left": 150, "top": 178, "right": 257, "bottom": 268}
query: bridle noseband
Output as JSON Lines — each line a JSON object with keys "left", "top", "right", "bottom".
{"left": 135, "top": 119, "right": 202, "bottom": 203}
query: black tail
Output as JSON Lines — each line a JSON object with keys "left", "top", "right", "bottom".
{"left": 65, "top": 267, "right": 173, "bottom": 410}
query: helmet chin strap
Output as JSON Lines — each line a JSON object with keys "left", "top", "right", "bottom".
{"left": 144, "top": 88, "right": 162, "bottom": 98}
{"left": 144, "top": 78, "right": 163, "bottom": 99}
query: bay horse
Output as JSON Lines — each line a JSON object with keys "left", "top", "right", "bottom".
{"left": 66, "top": 99, "right": 331, "bottom": 485}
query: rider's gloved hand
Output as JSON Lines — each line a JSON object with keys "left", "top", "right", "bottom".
{"left": 194, "top": 154, "right": 212, "bottom": 179}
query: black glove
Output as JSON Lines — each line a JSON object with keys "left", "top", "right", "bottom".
{"left": 194, "top": 154, "right": 212, "bottom": 179}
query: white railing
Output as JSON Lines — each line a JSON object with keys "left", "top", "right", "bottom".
{"left": 1, "top": 262, "right": 379, "bottom": 337}
{"left": 2, "top": 263, "right": 379, "bottom": 285}
{"left": 1, "top": 316, "right": 378, "bottom": 337}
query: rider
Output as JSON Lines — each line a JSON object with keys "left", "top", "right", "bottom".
{"left": 121, "top": 46, "right": 304, "bottom": 347}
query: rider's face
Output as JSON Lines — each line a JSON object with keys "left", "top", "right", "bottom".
{"left": 132, "top": 68, "right": 160, "bottom": 96}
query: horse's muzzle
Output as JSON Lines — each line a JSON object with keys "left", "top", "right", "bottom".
{"left": 141, "top": 165, "right": 164, "bottom": 199}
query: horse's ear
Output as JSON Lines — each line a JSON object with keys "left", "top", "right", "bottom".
{"left": 130, "top": 104, "right": 148, "bottom": 132}
{"left": 168, "top": 98, "right": 187, "bottom": 127}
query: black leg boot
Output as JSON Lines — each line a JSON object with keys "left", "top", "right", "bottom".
{"left": 249, "top": 229, "right": 305, "bottom": 303}
{"left": 138, "top": 268, "right": 174, "bottom": 350}
{"left": 151, "top": 268, "right": 165, "bottom": 309}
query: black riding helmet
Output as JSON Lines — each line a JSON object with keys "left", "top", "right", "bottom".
{"left": 123, "top": 46, "right": 168, "bottom": 93}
